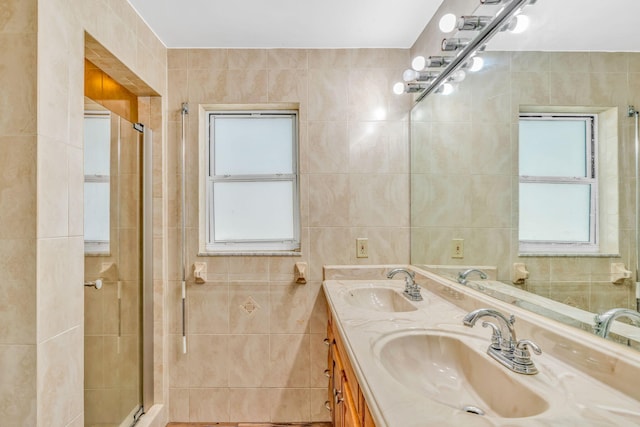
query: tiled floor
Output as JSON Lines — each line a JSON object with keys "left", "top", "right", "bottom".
{"left": 167, "top": 424, "right": 332, "bottom": 427}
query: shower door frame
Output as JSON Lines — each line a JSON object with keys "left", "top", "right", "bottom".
{"left": 140, "top": 125, "right": 154, "bottom": 414}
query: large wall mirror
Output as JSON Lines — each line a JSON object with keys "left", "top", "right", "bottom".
{"left": 410, "top": 0, "right": 640, "bottom": 349}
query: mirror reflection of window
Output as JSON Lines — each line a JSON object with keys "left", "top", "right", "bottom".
{"left": 84, "top": 111, "right": 111, "bottom": 254}
{"left": 518, "top": 114, "right": 597, "bottom": 253}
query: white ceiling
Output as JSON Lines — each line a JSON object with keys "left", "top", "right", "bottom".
{"left": 127, "top": 0, "right": 640, "bottom": 51}
{"left": 127, "top": 0, "right": 445, "bottom": 49}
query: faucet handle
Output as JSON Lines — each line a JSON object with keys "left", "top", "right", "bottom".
{"left": 481, "top": 321, "right": 502, "bottom": 351}
{"left": 593, "top": 314, "right": 605, "bottom": 336}
{"left": 514, "top": 339, "right": 542, "bottom": 362}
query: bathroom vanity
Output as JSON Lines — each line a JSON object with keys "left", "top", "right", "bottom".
{"left": 323, "top": 265, "right": 640, "bottom": 426}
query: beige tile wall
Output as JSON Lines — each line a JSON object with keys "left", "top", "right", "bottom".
{"left": 0, "top": 0, "right": 168, "bottom": 426}
{"left": 410, "top": 50, "right": 640, "bottom": 314}
{"left": 166, "top": 48, "right": 411, "bottom": 422}
{"left": 0, "top": 0, "right": 38, "bottom": 424}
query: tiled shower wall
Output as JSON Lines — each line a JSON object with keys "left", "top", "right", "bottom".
{"left": 166, "top": 48, "right": 411, "bottom": 422}
{"left": 410, "top": 50, "right": 640, "bottom": 314}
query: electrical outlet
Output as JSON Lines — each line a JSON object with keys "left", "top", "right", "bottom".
{"left": 356, "top": 238, "right": 369, "bottom": 258}
{"left": 451, "top": 238, "right": 464, "bottom": 259}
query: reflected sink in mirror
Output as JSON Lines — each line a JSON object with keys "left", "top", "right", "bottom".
{"left": 374, "top": 330, "right": 549, "bottom": 418}
{"left": 344, "top": 286, "right": 418, "bottom": 313}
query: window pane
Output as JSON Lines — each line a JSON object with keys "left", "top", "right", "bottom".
{"left": 519, "top": 183, "right": 591, "bottom": 242}
{"left": 519, "top": 119, "right": 587, "bottom": 177}
{"left": 213, "top": 181, "right": 294, "bottom": 241}
{"left": 212, "top": 116, "right": 293, "bottom": 175}
{"left": 84, "top": 116, "right": 111, "bottom": 176}
{"left": 84, "top": 182, "right": 110, "bottom": 242}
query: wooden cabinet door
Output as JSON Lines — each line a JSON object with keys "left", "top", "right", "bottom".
{"left": 333, "top": 362, "right": 344, "bottom": 427}
{"left": 342, "top": 373, "right": 361, "bottom": 427}
{"left": 363, "top": 403, "right": 376, "bottom": 427}
{"left": 328, "top": 323, "right": 362, "bottom": 427}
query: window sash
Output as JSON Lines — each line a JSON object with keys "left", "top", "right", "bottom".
{"left": 205, "top": 111, "right": 300, "bottom": 252}
{"left": 518, "top": 114, "right": 598, "bottom": 252}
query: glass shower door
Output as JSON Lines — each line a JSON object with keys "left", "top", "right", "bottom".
{"left": 84, "top": 106, "right": 142, "bottom": 427}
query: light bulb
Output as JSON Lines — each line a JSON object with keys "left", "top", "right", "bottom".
{"left": 449, "top": 70, "right": 466, "bottom": 83}
{"left": 439, "top": 83, "right": 454, "bottom": 95}
{"left": 510, "top": 14, "right": 530, "bottom": 34}
{"left": 393, "top": 82, "right": 406, "bottom": 95}
{"left": 438, "top": 13, "right": 457, "bottom": 33}
{"left": 411, "top": 56, "right": 426, "bottom": 71}
{"left": 469, "top": 56, "right": 484, "bottom": 72}
{"left": 403, "top": 69, "right": 419, "bottom": 82}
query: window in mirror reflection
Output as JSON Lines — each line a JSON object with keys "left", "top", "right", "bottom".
{"left": 519, "top": 114, "right": 597, "bottom": 253}
{"left": 84, "top": 111, "right": 111, "bottom": 254}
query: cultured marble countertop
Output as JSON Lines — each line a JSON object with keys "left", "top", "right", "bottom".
{"left": 322, "top": 279, "right": 640, "bottom": 427}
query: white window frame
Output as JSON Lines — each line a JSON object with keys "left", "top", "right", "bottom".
{"left": 518, "top": 113, "right": 598, "bottom": 254}
{"left": 203, "top": 108, "right": 300, "bottom": 253}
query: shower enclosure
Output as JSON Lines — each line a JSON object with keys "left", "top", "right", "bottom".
{"left": 83, "top": 101, "right": 153, "bottom": 427}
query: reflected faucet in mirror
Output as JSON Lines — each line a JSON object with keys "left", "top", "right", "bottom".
{"left": 457, "top": 268, "right": 487, "bottom": 285}
{"left": 594, "top": 308, "right": 640, "bottom": 339}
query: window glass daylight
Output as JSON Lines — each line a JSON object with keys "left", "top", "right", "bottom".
{"left": 518, "top": 114, "right": 597, "bottom": 253}
{"left": 205, "top": 110, "right": 300, "bottom": 253}
{"left": 83, "top": 113, "right": 111, "bottom": 254}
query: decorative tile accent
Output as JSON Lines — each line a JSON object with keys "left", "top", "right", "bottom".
{"left": 240, "top": 296, "right": 261, "bottom": 316}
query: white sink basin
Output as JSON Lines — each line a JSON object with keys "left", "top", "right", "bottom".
{"left": 374, "top": 330, "right": 549, "bottom": 418}
{"left": 344, "top": 287, "right": 418, "bottom": 313}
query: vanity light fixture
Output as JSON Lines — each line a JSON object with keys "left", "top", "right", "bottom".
{"left": 457, "top": 15, "right": 493, "bottom": 31}
{"left": 467, "top": 56, "right": 484, "bottom": 72}
{"left": 504, "top": 14, "right": 530, "bottom": 33}
{"left": 448, "top": 70, "right": 466, "bottom": 83}
{"left": 393, "top": 82, "right": 427, "bottom": 95}
{"left": 425, "top": 56, "right": 454, "bottom": 68}
{"left": 403, "top": 69, "right": 439, "bottom": 82}
{"left": 393, "top": 0, "right": 535, "bottom": 100}
{"left": 415, "top": 55, "right": 483, "bottom": 72}
{"left": 441, "top": 38, "right": 471, "bottom": 51}
{"left": 435, "top": 82, "right": 454, "bottom": 95}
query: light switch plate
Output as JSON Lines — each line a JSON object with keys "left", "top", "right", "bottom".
{"left": 451, "top": 238, "right": 464, "bottom": 259}
{"left": 356, "top": 238, "right": 369, "bottom": 258}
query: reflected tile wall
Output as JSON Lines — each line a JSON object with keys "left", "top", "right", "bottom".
{"left": 167, "top": 47, "right": 411, "bottom": 422}
{"left": 410, "top": 50, "right": 640, "bottom": 313}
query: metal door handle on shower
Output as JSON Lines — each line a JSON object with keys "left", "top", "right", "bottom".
{"left": 84, "top": 279, "right": 103, "bottom": 290}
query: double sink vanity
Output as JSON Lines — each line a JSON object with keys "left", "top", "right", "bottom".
{"left": 322, "top": 265, "right": 640, "bottom": 426}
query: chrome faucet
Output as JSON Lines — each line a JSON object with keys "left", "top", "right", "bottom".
{"left": 457, "top": 268, "right": 488, "bottom": 285}
{"left": 463, "top": 308, "right": 541, "bottom": 375}
{"left": 594, "top": 308, "right": 640, "bottom": 338}
{"left": 387, "top": 268, "right": 423, "bottom": 301}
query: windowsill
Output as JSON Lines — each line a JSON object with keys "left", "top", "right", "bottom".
{"left": 198, "top": 251, "right": 303, "bottom": 257}
{"left": 518, "top": 252, "right": 621, "bottom": 258}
